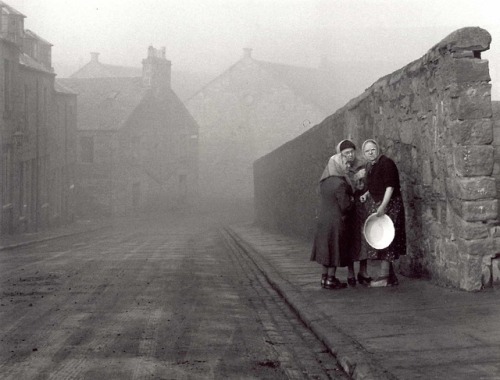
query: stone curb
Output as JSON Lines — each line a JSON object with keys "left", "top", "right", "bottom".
{"left": 225, "top": 226, "right": 398, "bottom": 380}
{"left": 0, "top": 224, "right": 112, "bottom": 251}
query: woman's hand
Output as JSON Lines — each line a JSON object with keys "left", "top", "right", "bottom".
{"left": 376, "top": 205, "right": 386, "bottom": 217}
{"left": 360, "top": 191, "right": 369, "bottom": 203}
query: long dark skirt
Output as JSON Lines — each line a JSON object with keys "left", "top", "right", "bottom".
{"left": 310, "top": 176, "right": 351, "bottom": 268}
{"left": 364, "top": 194, "right": 406, "bottom": 262}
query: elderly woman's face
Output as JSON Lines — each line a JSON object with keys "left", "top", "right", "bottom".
{"left": 341, "top": 147, "right": 355, "bottom": 162}
{"left": 364, "top": 142, "right": 378, "bottom": 161}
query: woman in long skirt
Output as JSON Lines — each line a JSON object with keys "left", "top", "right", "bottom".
{"left": 360, "top": 139, "right": 406, "bottom": 287}
{"left": 311, "top": 142, "right": 355, "bottom": 290}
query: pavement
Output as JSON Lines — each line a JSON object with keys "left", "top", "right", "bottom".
{"left": 2, "top": 217, "right": 500, "bottom": 379}
{"left": 225, "top": 223, "right": 500, "bottom": 380}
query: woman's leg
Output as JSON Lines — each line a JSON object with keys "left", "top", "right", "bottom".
{"left": 388, "top": 262, "right": 399, "bottom": 286}
{"left": 327, "top": 266, "right": 337, "bottom": 277}
{"left": 325, "top": 266, "right": 347, "bottom": 289}
{"left": 357, "top": 259, "right": 372, "bottom": 285}
{"left": 321, "top": 265, "right": 328, "bottom": 288}
{"left": 359, "top": 259, "right": 369, "bottom": 277}
{"left": 379, "top": 260, "right": 390, "bottom": 277}
{"left": 370, "top": 260, "right": 390, "bottom": 287}
{"left": 347, "top": 262, "right": 356, "bottom": 286}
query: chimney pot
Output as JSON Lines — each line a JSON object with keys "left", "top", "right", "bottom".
{"left": 90, "top": 52, "right": 99, "bottom": 62}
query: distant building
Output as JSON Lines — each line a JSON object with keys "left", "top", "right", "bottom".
{"left": 67, "top": 51, "right": 214, "bottom": 101}
{"left": 0, "top": 1, "right": 77, "bottom": 234}
{"left": 58, "top": 46, "right": 199, "bottom": 218}
{"left": 185, "top": 48, "right": 344, "bottom": 200}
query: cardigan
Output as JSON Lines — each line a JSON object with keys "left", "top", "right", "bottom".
{"left": 366, "top": 155, "right": 401, "bottom": 203}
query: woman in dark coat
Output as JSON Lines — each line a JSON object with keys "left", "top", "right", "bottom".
{"left": 310, "top": 141, "right": 354, "bottom": 290}
{"left": 360, "top": 139, "right": 406, "bottom": 287}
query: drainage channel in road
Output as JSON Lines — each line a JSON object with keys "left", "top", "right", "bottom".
{"left": 220, "top": 228, "right": 350, "bottom": 380}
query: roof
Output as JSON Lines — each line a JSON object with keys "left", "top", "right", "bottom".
{"left": 0, "top": 1, "right": 25, "bottom": 17}
{"left": 70, "top": 60, "right": 142, "bottom": 79}
{"left": 24, "top": 29, "right": 53, "bottom": 46}
{"left": 19, "top": 52, "right": 53, "bottom": 74}
{"left": 56, "top": 77, "right": 198, "bottom": 133}
{"left": 255, "top": 59, "right": 338, "bottom": 112}
{"left": 67, "top": 58, "right": 211, "bottom": 101}
{"left": 57, "top": 77, "right": 148, "bottom": 131}
{"left": 188, "top": 55, "right": 342, "bottom": 114}
{"left": 54, "top": 81, "right": 77, "bottom": 95}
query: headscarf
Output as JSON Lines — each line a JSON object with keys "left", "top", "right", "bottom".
{"left": 319, "top": 139, "right": 357, "bottom": 187}
{"left": 320, "top": 153, "right": 348, "bottom": 181}
{"left": 361, "top": 139, "right": 382, "bottom": 169}
{"left": 361, "top": 139, "right": 382, "bottom": 165}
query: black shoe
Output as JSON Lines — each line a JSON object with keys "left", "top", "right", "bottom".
{"left": 325, "top": 276, "right": 347, "bottom": 290}
{"left": 347, "top": 277, "right": 356, "bottom": 287}
{"left": 357, "top": 273, "right": 372, "bottom": 286}
{"left": 321, "top": 273, "right": 328, "bottom": 288}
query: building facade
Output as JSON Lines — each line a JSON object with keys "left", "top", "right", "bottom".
{"left": 0, "top": 1, "right": 76, "bottom": 234}
{"left": 185, "top": 48, "right": 344, "bottom": 200}
{"left": 59, "top": 46, "right": 199, "bottom": 218}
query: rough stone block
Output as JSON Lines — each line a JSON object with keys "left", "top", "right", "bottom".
{"left": 453, "top": 199, "right": 498, "bottom": 221}
{"left": 492, "top": 238, "right": 500, "bottom": 254}
{"left": 447, "top": 176, "right": 496, "bottom": 200}
{"left": 482, "top": 255, "right": 492, "bottom": 287}
{"left": 421, "top": 160, "right": 432, "bottom": 186}
{"left": 438, "top": 27, "right": 491, "bottom": 53}
{"left": 450, "top": 119, "right": 493, "bottom": 145}
{"left": 458, "top": 252, "right": 483, "bottom": 291}
{"left": 453, "top": 59, "right": 490, "bottom": 83}
{"left": 450, "top": 83, "right": 492, "bottom": 120}
{"left": 457, "top": 237, "right": 492, "bottom": 256}
{"left": 492, "top": 257, "right": 500, "bottom": 285}
{"left": 494, "top": 126, "right": 500, "bottom": 145}
{"left": 452, "top": 212, "right": 489, "bottom": 240}
{"left": 490, "top": 225, "right": 500, "bottom": 238}
{"left": 453, "top": 145, "right": 493, "bottom": 176}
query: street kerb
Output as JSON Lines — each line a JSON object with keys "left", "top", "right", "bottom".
{"left": 223, "top": 226, "right": 398, "bottom": 380}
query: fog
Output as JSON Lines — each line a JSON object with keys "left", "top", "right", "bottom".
{"left": 7, "top": 0, "right": 500, "bottom": 100}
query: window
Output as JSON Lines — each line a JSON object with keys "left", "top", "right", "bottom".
{"left": 80, "top": 136, "right": 94, "bottom": 163}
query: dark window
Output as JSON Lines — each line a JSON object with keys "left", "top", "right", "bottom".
{"left": 80, "top": 136, "right": 94, "bottom": 163}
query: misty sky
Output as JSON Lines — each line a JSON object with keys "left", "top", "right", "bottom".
{"left": 7, "top": 0, "right": 500, "bottom": 99}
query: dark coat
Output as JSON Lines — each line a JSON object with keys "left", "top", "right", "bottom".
{"left": 310, "top": 175, "right": 353, "bottom": 267}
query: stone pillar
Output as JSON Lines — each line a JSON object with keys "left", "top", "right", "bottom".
{"left": 444, "top": 27, "right": 496, "bottom": 290}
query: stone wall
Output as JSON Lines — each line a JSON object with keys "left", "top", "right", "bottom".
{"left": 254, "top": 27, "right": 496, "bottom": 291}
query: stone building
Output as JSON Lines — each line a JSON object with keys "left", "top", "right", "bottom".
{"left": 58, "top": 46, "right": 199, "bottom": 218}
{"left": 68, "top": 51, "right": 212, "bottom": 102}
{"left": 0, "top": 1, "right": 77, "bottom": 234}
{"left": 185, "top": 48, "right": 344, "bottom": 201}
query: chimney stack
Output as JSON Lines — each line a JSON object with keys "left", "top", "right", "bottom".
{"left": 90, "top": 52, "right": 100, "bottom": 62}
{"left": 142, "top": 45, "right": 171, "bottom": 96}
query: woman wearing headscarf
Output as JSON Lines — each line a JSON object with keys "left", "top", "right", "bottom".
{"left": 310, "top": 139, "right": 355, "bottom": 290}
{"left": 360, "top": 139, "right": 406, "bottom": 287}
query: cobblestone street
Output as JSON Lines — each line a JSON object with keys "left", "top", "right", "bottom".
{"left": 0, "top": 211, "right": 348, "bottom": 379}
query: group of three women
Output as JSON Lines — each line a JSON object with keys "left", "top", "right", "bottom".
{"left": 310, "top": 139, "right": 406, "bottom": 289}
